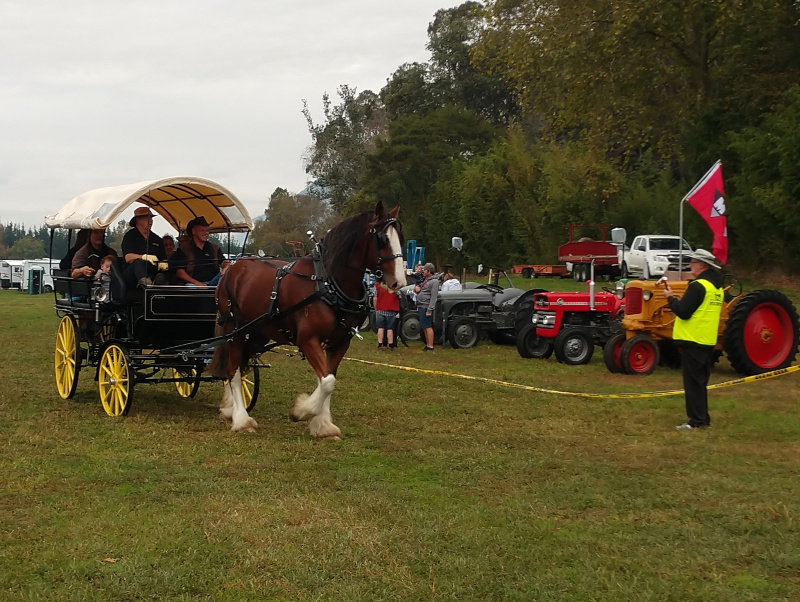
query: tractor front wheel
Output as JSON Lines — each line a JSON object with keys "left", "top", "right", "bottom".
{"left": 554, "top": 328, "right": 594, "bottom": 365}
{"left": 620, "top": 334, "right": 660, "bottom": 375}
{"left": 602, "top": 333, "right": 625, "bottom": 373}
{"left": 516, "top": 324, "right": 553, "bottom": 359}
{"left": 447, "top": 316, "right": 479, "bottom": 349}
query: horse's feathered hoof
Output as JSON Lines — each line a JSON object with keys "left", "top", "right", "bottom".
{"left": 231, "top": 417, "right": 258, "bottom": 432}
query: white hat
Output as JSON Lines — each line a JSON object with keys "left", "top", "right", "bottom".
{"left": 687, "top": 248, "right": 721, "bottom": 270}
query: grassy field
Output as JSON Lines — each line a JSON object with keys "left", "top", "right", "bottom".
{"left": 1, "top": 283, "right": 799, "bottom": 601}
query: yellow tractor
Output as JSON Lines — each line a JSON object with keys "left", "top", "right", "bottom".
{"left": 604, "top": 279, "right": 799, "bottom": 375}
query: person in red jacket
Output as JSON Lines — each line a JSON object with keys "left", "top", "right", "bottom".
{"left": 374, "top": 281, "right": 401, "bottom": 350}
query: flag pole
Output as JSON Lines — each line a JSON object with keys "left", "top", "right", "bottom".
{"left": 679, "top": 198, "right": 685, "bottom": 273}
{"left": 678, "top": 160, "right": 722, "bottom": 274}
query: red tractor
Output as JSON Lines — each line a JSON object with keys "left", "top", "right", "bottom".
{"left": 516, "top": 282, "right": 625, "bottom": 364}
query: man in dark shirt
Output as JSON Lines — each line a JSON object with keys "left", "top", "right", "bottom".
{"left": 121, "top": 206, "right": 168, "bottom": 287}
{"left": 70, "top": 228, "right": 118, "bottom": 279}
{"left": 663, "top": 249, "right": 724, "bottom": 430}
{"left": 170, "top": 216, "right": 227, "bottom": 287}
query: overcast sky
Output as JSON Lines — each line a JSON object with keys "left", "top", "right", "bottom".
{"left": 0, "top": 0, "right": 450, "bottom": 229}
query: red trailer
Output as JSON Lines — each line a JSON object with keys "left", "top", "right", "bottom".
{"left": 514, "top": 225, "right": 621, "bottom": 281}
{"left": 558, "top": 224, "right": 620, "bottom": 282}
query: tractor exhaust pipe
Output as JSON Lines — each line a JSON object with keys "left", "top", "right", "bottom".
{"left": 588, "top": 278, "right": 595, "bottom": 310}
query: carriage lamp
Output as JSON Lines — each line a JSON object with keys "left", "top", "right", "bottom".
{"left": 93, "top": 285, "right": 109, "bottom": 303}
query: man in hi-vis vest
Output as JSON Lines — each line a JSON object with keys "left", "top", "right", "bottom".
{"left": 663, "top": 249, "right": 724, "bottom": 430}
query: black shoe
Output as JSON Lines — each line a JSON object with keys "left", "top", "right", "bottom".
{"left": 423, "top": 346, "right": 434, "bottom": 352}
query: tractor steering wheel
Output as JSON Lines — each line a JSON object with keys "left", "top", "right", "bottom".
{"left": 723, "top": 273, "right": 743, "bottom": 299}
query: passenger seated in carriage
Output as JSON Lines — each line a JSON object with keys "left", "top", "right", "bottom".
{"left": 70, "top": 228, "right": 118, "bottom": 279}
{"left": 59, "top": 229, "right": 90, "bottom": 271}
{"left": 170, "top": 216, "right": 229, "bottom": 287}
{"left": 122, "top": 206, "right": 169, "bottom": 288}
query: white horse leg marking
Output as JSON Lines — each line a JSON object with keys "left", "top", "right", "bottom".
{"left": 219, "top": 382, "right": 235, "bottom": 422}
{"left": 291, "top": 375, "right": 322, "bottom": 422}
{"left": 228, "top": 368, "right": 258, "bottom": 433}
{"left": 307, "top": 374, "right": 341, "bottom": 439}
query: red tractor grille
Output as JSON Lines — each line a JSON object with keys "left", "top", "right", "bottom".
{"left": 625, "top": 287, "right": 643, "bottom": 315}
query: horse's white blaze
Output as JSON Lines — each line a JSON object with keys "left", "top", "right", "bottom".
{"left": 384, "top": 227, "right": 407, "bottom": 292}
{"left": 227, "top": 368, "right": 258, "bottom": 432}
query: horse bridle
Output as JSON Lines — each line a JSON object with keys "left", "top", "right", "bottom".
{"left": 370, "top": 217, "right": 403, "bottom": 279}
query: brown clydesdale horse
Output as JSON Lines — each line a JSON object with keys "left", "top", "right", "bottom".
{"left": 206, "top": 202, "right": 405, "bottom": 438}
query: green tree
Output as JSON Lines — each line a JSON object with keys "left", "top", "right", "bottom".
{"left": 728, "top": 85, "right": 800, "bottom": 268}
{"left": 249, "top": 189, "right": 338, "bottom": 257}
{"left": 356, "top": 106, "right": 497, "bottom": 254}
{"left": 7, "top": 237, "right": 45, "bottom": 259}
{"left": 302, "top": 86, "right": 388, "bottom": 212}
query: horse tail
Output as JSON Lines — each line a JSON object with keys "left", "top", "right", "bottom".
{"left": 206, "top": 271, "right": 236, "bottom": 379}
{"left": 206, "top": 325, "right": 232, "bottom": 379}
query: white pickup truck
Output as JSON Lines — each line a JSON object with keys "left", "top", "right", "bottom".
{"left": 621, "top": 235, "right": 692, "bottom": 279}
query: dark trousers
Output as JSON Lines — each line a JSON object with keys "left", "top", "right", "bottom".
{"left": 680, "top": 345, "right": 713, "bottom": 427}
{"left": 124, "top": 259, "right": 156, "bottom": 287}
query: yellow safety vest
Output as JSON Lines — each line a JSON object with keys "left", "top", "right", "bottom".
{"left": 673, "top": 279, "right": 724, "bottom": 346}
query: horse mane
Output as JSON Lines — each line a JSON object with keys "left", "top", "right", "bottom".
{"left": 321, "top": 210, "right": 373, "bottom": 277}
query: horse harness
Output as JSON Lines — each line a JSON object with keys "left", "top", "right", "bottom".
{"left": 218, "top": 217, "right": 400, "bottom": 348}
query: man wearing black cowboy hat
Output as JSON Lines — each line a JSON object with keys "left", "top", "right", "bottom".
{"left": 170, "top": 216, "right": 228, "bottom": 287}
{"left": 663, "top": 249, "right": 724, "bottom": 431}
{"left": 121, "top": 206, "right": 168, "bottom": 288}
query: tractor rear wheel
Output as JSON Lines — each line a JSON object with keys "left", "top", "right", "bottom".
{"left": 723, "top": 289, "right": 800, "bottom": 375}
{"left": 513, "top": 290, "right": 546, "bottom": 333}
{"left": 554, "top": 327, "right": 594, "bottom": 365}
{"left": 516, "top": 324, "right": 553, "bottom": 359}
{"left": 602, "top": 333, "right": 625, "bottom": 373}
{"left": 620, "top": 334, "right": 660, "bottom": 375}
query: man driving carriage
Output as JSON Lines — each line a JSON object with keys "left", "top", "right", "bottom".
{"left": 170, "top": 216, "right": 229, "bottom": 287}
{"left": 122, "top": 206, "right": 169, "bottom": 288}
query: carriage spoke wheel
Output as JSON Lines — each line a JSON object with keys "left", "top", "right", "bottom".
{"left": 55, "top": 315, "right": 81, "bottom": 399}
{"left": 98, "top": 344, "right": 134, "bottom": 416}
{"left": 174, "top": 368, "right": 200, "bottom": 398}
{"left": 223, "top": 358, "right": 260, "bottom": 412}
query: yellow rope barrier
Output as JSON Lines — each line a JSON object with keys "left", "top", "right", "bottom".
{"left": 341, "top": 357, "right": 799, "bottom": 399}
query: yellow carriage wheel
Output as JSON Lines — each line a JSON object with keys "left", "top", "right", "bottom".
{"left": 98, "top": 344, "right": 134, "bottom": 416}
{"left": 223, "top": 358, "right": 260, "bottom": 412}
{"left": 174, "top": 368, "right": 200, "bottom": 398}
{"left": 55, "top": 315, "right": 81, "bottom": 399}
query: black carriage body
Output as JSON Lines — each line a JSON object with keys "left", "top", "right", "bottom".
{"left": 140, "top": 286, "right": 217, "bottom": 347}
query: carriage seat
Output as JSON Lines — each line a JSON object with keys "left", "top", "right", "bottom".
{"left": 53, "top": 269, "right": 94, "bottom": 309}
{"left": 492, "top": 287, "right": 525, "bottom": 309}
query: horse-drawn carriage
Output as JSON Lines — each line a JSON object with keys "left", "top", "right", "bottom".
{"left": 47, "top": 178, "right": 407, "bottom": 438}
{"left": 47, "top": 177, "right": 260, "bottom": 416}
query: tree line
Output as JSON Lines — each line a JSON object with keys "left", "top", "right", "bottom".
{"left": 0, "top": 221, "right": 238, "bottom": 261}
{"left": 302, "top": 0, "right": 800, "bottom": 272}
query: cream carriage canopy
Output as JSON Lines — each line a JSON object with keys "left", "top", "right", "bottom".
{"left": 44, "top": 176, "right": 254, "bottom": 233}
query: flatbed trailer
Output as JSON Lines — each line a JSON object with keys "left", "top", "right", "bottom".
{"left": 511, "top": 264, "right": 569, "bottom": 278}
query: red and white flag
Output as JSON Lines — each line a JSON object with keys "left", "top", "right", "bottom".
{"left": 684, "top": 161, "right": 727, "bottom": 264}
